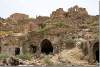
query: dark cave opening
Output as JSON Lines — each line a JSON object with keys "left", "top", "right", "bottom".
{"left": 30, "top": 45, "right": 37, "bottom": 53}
{"left": 0, "top": 47, "right": 1, "bottom": 53}
{"left": 15, "top": 48, "right": 20, "bottom": 55}
{"left": 93, "top": 41, "right": 99, "bottom": 63}
{"left": 96, "top": 49, "right": 99, "bottom": 62}
{"left": 41, "top": 39, "right": 53, "bottom": 55}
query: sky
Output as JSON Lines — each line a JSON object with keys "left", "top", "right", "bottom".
{"left": 0, "top": 0, "right": 99, "bottom": 18}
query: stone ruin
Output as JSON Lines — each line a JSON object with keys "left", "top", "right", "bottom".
{"left": 50, "top": 5, "right": 88, "bottom": 19}
{"left": 0, "top": 5, "right": 99, "bottom": 65}
{"left": 68, "top": 5, "right": 88, "bottom": 16}
{"left": 50, "top": 8, "right": 66, "bottom": 19}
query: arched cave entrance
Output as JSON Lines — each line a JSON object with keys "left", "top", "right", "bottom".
{"left": 41, "top": 39, "right": 53, "bottom": 55}
{"left": 93, "top": 41, "right": 99, "bottom": 63}
{"left": 15, "top": 48, "right": 20, "bottom": 55}
{"left": 30, "top": 45, "right": 37, "bottom": 53}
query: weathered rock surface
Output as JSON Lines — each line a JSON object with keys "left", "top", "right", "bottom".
{"left": 0, "top": 5, "right": 99, "bottom": 66}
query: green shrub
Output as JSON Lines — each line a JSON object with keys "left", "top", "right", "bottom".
{"left": 36, "top": 27, "right": 48, "bottom": 35}
{"left": 43, "top": 56, "right": 53, "bottom": 65}
{"left": 55, "top": 22, "right": 64, "bottom": 28}
{"left": 16, "top": 53, "right": 33, "bottom": 60}
{"left": 0, "top": 53, "right": 9, "bottom": 60}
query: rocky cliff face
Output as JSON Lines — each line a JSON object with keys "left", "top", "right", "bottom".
{"left": 0, "top": 5, "right": 99, "bottom": 65}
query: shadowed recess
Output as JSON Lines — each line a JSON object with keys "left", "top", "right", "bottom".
{"left": 30, "top": 44, "right": 37, "bottom": 53}
{"left": 93, "top": 41, "right": 99, "bottom": 63}
{"left": 15, "top": 47, "right": 20, "bottom": 55}
{"left": 41, "top": 39, "right": 53, "bottom": 55}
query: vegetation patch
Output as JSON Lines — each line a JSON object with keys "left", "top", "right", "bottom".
{"left": 43, "top": 56, "right": 53, "bottom": 65}
{"left": 16, "top": 53, "right": 33, "bottom": 60}
{"left": 0, "top": 53, "right": 9, "bottom": 60}
{"left": 55, "top": 21, "right": 65, "bottom": 28}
